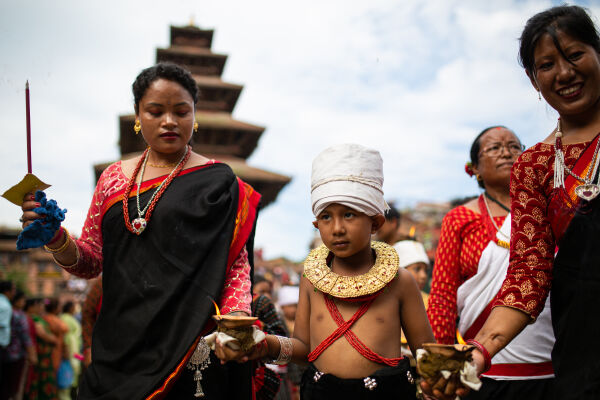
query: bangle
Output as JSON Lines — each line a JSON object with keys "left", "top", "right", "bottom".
{"left": 53, "top": 245, "right": 79, "bottom": 269}
{"left": 44, "top": 228, "right": 70, "bottom": 254}
{"left": 466, "top": 339, "right": 492, "bottom": 374}
{"left": 273, "top": 335, "right": 292, "bottom": 365}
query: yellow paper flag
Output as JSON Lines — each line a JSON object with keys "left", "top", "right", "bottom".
{"left": 2, "top": 174, "right": 51, "bottom": 206}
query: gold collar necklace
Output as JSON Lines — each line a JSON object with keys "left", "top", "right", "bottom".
{"left": 303, "top": 241, "right": 399, "bottom": 299}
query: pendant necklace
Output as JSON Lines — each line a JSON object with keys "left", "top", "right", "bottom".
{"left": 123, "top": 145, "right": 191, "bottom": 235}
{"left": 554, "top": 118, "right": 600, "bottom": 201}
{"left": 482, "top": 194, "right": 510, "bottom": 248}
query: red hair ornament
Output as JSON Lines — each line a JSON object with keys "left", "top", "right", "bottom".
{"left": 465, "top": 162, "right": 474, "bottom": 177}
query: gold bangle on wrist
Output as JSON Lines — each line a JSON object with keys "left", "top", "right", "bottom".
{"left": 44, "top": 228, "right": 70, "bottom": 254}
{"left": 53, "top": 245, "right": 79, "bottom": 269}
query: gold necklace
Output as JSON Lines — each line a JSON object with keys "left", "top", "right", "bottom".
{"left": 148, "top": 161, "right": 178, "bottom": 168}
{"left": 303, "top": 241, "right": 399, "bottom": 299}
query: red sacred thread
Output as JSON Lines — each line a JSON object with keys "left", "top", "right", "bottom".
{"left": 122, "top": 146, "right": 191, "bottom": 235}
{"left": 307, "top": 292, "right": 403, "bottom": 367}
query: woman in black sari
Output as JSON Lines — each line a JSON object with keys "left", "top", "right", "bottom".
{"left": 422, "top": 5, "right": 600, "bottom": 400}
{"left": 20, "top": 63, "right": 261, "bottom": 399}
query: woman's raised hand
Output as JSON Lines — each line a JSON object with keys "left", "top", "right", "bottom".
{"left": 20, "top": 192, "right": 43, "bottom": 228}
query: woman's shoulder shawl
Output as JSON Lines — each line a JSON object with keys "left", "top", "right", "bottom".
{"left": 227, "top": 177, "right": 261, "bottom": 268}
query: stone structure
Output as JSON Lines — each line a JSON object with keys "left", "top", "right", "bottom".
{"left": 1, "top": 24, "right": 291, "bottom": 299}
{"left": 94, "top": 25, "right": 291, "bottom": 207}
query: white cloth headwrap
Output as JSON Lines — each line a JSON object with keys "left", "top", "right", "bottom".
{"left": 311, "top": 144, "right": 388, "bottom": 217}
{"left": 394, "top": 240, "right": 430, "bottom": 269}
{"left": 277, "top": 285, "right": 299, "bottom": 306}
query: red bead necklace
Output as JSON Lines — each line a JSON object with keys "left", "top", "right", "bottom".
{"left": 122, "top": 145, "right": 191, "bottom": 235}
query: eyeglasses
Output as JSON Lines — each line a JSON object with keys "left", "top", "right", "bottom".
{"left": 479, "top": 143, "right": 525, "bottom": 158}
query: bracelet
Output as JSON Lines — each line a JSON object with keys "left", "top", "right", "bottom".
{"left": 44, "top": 228, "right": 70, "bottom": 254}
{"left": 273, "top": 335, "right": 292, "bottom": 365}
{"left": 466, "top": 339, "right": 492, "bottom": 374}
{"left": 53, "top": 245, "right": 79, "bottom": 269}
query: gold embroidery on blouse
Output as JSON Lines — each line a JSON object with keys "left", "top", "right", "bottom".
{"left": 536, "top": 240, "right": 549, "bottom": 258}
{"left": 523, "top": 222, "right": 536, "bottom": 241}
{"left": 517, "top": 192, "right": 532, "bottom": 209}
{"left": 532, "top": 207, "right": 544, "bottom": 224}
{"left": 515, "top": 240, "right": 526, "bottom": 257}
{"left": 512, "top": 209, "right": 523, "bottom": 226}
{"left": 520, "top": 281, "right": 533, "bottom": 297}
{"left": 535, "top": 155, "right": 549, "bottom": 165}
{"left": 526, "top": 254, "right": 539, "bottom": 267}
{"left": 534, "top": 271, "right": 547, "bottom": 287}
{"left": 505, "top": 293, "right": 516, "bottom": 304}
{"left": 569, "top": 147, "right": 583, "bottom": 158}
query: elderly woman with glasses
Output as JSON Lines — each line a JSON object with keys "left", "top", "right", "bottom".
{"left": 426, "top": 126, "right": 555, "bottom": 400}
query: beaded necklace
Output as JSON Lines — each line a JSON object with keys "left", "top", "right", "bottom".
{"left": 482, "top": 194, "right": 509, "bottom": 249}
{"left": 123, "top": 145, "right": 191, "bottom": 235}
{"left": 554, "top": 118, "right": 600, "bottom": 201}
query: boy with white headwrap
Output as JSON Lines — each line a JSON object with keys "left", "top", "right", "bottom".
{"left": 215, "top": 144, "right": 435, "bottom": 399}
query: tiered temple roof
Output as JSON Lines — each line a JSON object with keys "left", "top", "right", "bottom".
{"left": 95, "top": 25, "right": 290, "bottom": 208}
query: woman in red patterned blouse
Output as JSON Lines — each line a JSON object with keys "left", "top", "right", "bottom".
{"left": 18, "top": 63, "right": 261, "bottom": 399}
{"left": 427, "top": 126, "right": 521, "bottom": 345}
{"left": 464, "top": 5, "right": 600, "bottom": 400}
{"left": 424, "top": 127, "right": 559, "bottom": 400}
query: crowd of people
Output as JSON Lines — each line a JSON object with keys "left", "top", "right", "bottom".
{"left": 2, "top": 3, "right": 600, "bottom": 399}
{"left": 0, "top": 281, "right": 82, "bottom": 400}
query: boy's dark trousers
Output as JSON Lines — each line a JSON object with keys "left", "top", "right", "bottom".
{"left": 300, "top": 359, "right": 417, "bottom": 399}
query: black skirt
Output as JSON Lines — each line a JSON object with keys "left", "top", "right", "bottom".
{"left": 552, "top": 193, "right": 600, "bottom": 399}
{"left": 464, "top": 377, "right": 554, "bottom": 400}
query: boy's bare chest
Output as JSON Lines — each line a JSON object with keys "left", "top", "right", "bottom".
{"left": 309, "top": 289, "right": 400, "bottom": 339}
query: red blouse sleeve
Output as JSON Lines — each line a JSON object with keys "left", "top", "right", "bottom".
{"left": 60, "top": 163, "right": 127, "bottom": 279}
{"left": 219, "top": 245, "right": 252, "bottom": 315}
{"left": 494, "top": 148, "right": 555, "bottom": 318}
{"left": 428, "top": 208, "right": 470, "bottom": 344}
{"left": 427, "top": 204, "right": 501, "bottom": 344}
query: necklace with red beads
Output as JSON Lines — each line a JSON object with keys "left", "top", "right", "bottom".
{"left": 123, "top": 145, "right": 191, "bottom": 235}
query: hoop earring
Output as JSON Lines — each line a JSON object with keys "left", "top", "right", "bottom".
{"left": 193, "top": 121, "right": 198, "bottom": 133}
{"left": 134, "top": 119, "right": 141, "bottom": 135}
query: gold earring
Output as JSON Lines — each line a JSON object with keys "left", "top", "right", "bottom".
{"left": 134, "top": 119, "right": 141, "bottom": 135}
{"left": 193, "top": 121, "right": 198, "bottom": 133}
{"left": 537, "top": 90, "right": 541, "bottom": 101}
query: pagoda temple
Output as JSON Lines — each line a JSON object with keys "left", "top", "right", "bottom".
{"left": 94, "top": 25, "right": 290, "bottom": 207}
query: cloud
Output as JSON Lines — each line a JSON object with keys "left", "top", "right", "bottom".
{"left": 0, "top": 0, "right": 596, "bottom": 260}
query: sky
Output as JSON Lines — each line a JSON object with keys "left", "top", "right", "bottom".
{"left": 1, "top": 0, "right": 598, "bottom": 261}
